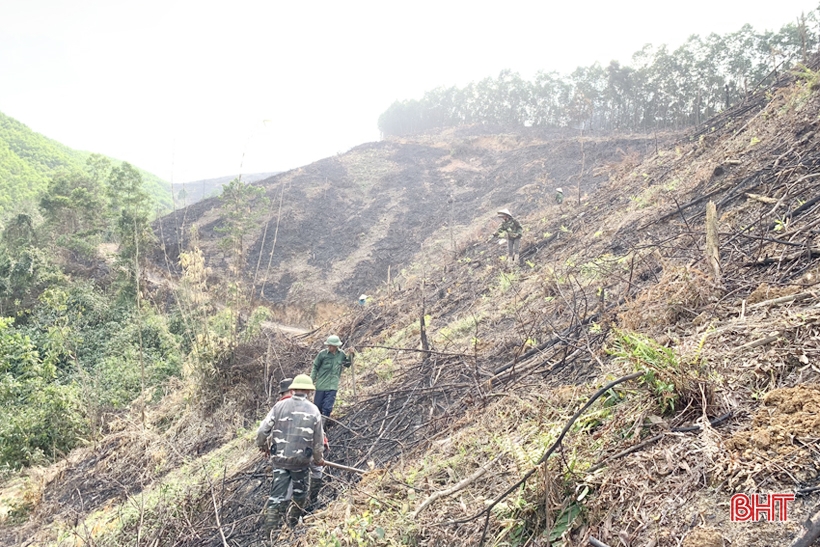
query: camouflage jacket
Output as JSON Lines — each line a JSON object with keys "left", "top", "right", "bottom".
{"left": 495, "top": 217, "right": 523, "bottom": 239}
{"left": 256, "top": 394, "right": 324, "bottom": 469}
{"left": 311, "top": 349, "right": 352, "bottom": 391}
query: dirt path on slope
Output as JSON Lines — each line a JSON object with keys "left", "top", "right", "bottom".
{"left": 261, "top": 320, "right": 310, "bottom": 336}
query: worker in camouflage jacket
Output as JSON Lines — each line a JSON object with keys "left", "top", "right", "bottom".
{"left": 493, "top": 208, "right": 524, "bottom": 265}
{"left": 310, "top": 335, "right": 354, "bottom": 417}
{"left": 277, "top": 377, "right": 329, "bottom": 513}
{"left": 256, "top": 374, "right": 325, "bottom": 538}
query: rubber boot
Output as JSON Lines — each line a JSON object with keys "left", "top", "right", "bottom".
{"left": 264, "top": 502, "right": 288, "bottom": 540}
{"left": 307, "top": 476, "right": 324, "bottom": 512}
{"left": 287, "top": 499, "right": 306, "bottom": 528}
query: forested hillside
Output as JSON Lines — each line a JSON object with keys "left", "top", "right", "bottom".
{"left": 0, "top": 147, "right": 185, "bottom": 474}
{"left": 0, "top": 111, "right": 172, "bottom": 214}
{"left": 379, "top": 16, "right": 820, "bottom": 135}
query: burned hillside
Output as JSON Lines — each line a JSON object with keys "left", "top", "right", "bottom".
{"left": 153, "top": 129, "right": 659, "bottom": 324}
{"left": 5, "top": 62, "right": 820, "bottom": 547}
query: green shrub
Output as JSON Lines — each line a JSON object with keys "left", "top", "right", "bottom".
{"left": 0, "top": 317, "right": 87, "bottom": 468}
{"left": 608, "top": 329, "right": 681, "bottom": 414}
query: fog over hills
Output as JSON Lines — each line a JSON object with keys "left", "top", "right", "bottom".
{"left": 170, "top": 172, "right": 280, "bottom": 207}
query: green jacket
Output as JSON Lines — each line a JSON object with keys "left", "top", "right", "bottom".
{"left": 495, "top": 217, "right": 523, "bottom": 239}
{"left": 311, "top": 349, "right": 352, "bottom": 391}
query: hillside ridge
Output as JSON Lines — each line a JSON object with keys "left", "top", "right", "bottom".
{"left": 153, "top": 128, "right": 663, "bottom": 325}
{"left": 0, "top": 110, "right": 172, "bottom": 214}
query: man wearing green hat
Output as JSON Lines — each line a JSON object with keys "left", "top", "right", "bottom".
{"left": 257, "top": 374, "right": 325, "bottom": 538}
{"left": 310, "top": 335, "right": 354, "bottom": 417}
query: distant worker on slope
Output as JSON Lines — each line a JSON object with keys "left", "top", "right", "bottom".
{"left": 555, "top": 187, "right": 564, "bottom": 204}
{"left": 310, "top": 335, "right": 355, "bottom": 418}
{"left": 256, "top": 374, "right": 324, "bottom": 539}
{"left": 492, "top": 208, "right": 524, "bottom": 266}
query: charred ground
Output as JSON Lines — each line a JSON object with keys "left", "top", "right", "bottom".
{"left": 153, "top": 128, "right": 659, "bottom": 324}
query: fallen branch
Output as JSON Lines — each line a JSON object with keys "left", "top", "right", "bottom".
{"left": 744, "top": 248, "right": 820, "bottom": 266}
{"left": 670, "top": 411, "right": 734, "bottom": 433}
{"left": 210, "top": 485, "right": 230, "bottom": 547}
{"left": 493, "top": 313, "right": 599, "bottom": 375}
{"left": 797, "top": 485, "right": 820, "bottom": 496}
{"left": 779, "top": 188, "right": 820, "bottom": 225}
{"left": 748, "top": 291, "right": 815, "bottom": 309}
{"left": 639, "top": 186, "right": 727, "bottom": 230}
{"left": 359, "top": 344, "right": 470, "bottom": 357}
{"left": 411, "top": 454, "right": 503, "bottom": 519}
{"left": 445, "top": 372, "right": 645, "bottom": 547}
{"left": 585, "top": 411, "right": 734, "bottom": 474}
{"left": 490, "top": 347, "right": 582, "bottom": 387}
{"left": 734, "top": 332, "right": 780, "bottom": 352}
{"left": 585, "top": 434, "right": 664, "bottom": 475}
{"left": 746, "top": 192, "right": 778, "bottom": 204}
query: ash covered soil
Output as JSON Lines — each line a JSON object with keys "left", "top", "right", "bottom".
{"left": 153, "top": 128, "right": 660, "bottom": 324}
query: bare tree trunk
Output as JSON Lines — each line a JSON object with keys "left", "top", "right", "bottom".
{"left": 419, "top": 306, "right": 429, "bottom": 353}
{"left": 577, "top": 127, "right": 585, "bottom": 206}
{"left": 705, "top": 201, "right": 721, "bottom": 282}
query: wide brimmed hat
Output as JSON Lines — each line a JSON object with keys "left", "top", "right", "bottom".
{"left": 279, "top": 377, "right": 293, "bottom": 394}
{"left": 325, "top": 335, "right": 342, "bottom": 346}
{"left": 289, "top": 374, "right": 316, "bottom": 391}
{"left": 497, "top": 208, "right": 512, "bottom": 217}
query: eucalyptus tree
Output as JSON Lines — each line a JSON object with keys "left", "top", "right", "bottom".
{"left": 376, "top": 12, "right": 820, "bottom": 137}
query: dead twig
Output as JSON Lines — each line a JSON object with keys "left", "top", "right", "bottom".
{"left": 748, "top": 290, "right": 816, "bottom": 309}
{"left": 734, "top": 332, "right": 781, "bottom": 352}
{"left": 411, "top": 454, "right": 503, "bottom": 519}
{"left": 585, "top": 434, "right": 665, "bottom": 475}
{"left": 210, "top": 484, "right": 230, "bottom": 547}
{"left": 585, "top": 411, "right": 734, "bottom": 474}
{"left": 359, "top": 344, "right": 473, "bottom": 357}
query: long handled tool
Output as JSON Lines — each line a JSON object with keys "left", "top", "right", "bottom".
{"left": 258, "top": 450, "right": 367, "bottom": 474}
{"left": 323, "top": 460, "right": 367, "bottom": 474}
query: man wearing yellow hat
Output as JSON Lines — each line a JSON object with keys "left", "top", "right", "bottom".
{"left": 256, "top": 374, "right": 325, "bottom": 538}
{"left": 310, "top": 335, "right": 354, "bottom": 417}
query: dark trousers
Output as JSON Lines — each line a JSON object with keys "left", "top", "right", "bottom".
{"left": 507, "top": 237, "right": 521, "bottom": 259}
{"left": 266, "top": 467, "right": 309, "bottom": 533}
{"left": 314, "top": 390, "right": 337, "bottom": 417}
{"left": 270, "top": 467, "right": 309, "bottom": 507}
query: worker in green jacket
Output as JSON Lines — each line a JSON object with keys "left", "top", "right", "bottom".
{"left": 310, "top": 335, "right": 354, "bottom": 417}
{"left": 493, "top": 208, "right": 524, "bottom": 265}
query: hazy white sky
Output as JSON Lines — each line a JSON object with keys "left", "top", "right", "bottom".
{"left": 1, "top": 0, "right": 818, "bottom": 183}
